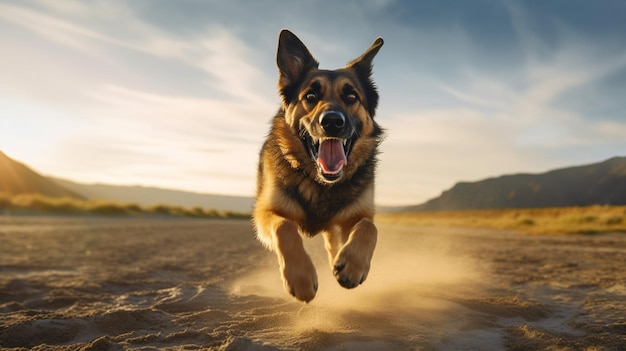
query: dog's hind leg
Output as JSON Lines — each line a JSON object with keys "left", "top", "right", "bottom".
{"left": 330, "top": 218, "right": 378, "bottom": 289}
{"left": 255, "top": 212, "right": 318, "bottom": 302}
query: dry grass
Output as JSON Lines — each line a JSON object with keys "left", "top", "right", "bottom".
{"left": 378, "top": 206, "right": 626, "bottom": 235}
{"left": 0, "top": 192, "right": 249, "bottom": 219}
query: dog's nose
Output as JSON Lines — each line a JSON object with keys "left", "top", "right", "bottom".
{"left": 319, "top": 111, "right": 346, "bottom": 136}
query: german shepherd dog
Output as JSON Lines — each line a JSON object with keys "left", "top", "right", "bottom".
{"left": 253, "top": 29, "right": 383, "bottom": 302}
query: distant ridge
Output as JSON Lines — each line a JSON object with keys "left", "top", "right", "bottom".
{"left": 410, "top": 156, "right": 626, "bottom": 211}
{"left": 53, "top": 178, "right": 254, "bottom": 213}
{"left": 0, "top": 150, "right": 253, "bottom": 213}
{"left": 0, "top": 151, "right": 83, "bottom": 199}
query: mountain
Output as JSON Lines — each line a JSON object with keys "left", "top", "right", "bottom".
{"left": 410, "top": 156, "right": 626, "bottom": 211}
{"left": 0, "top": 151, "right": 253, "bottom": 212}
{"left": 0, "top": 151, "right": 83, "bottom": 199}
{"left": 52, "top": 178, "right": 254, "bottom": 213}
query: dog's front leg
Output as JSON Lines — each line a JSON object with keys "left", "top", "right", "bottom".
{"left": 259, "top": 214, "right": 318, "bottom": 302}
{"left": 332, "top": 218, "right": 378, "bottom": 289}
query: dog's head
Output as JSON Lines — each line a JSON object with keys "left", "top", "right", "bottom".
{"left": 276, "top": 29, "right": 383, "bottom": 184}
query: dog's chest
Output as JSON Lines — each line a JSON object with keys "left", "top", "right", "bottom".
{"left": 284, "top": 172, "right": 371, "bottom": 235}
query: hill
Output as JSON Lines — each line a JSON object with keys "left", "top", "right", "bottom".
{"left": 0, "top": 151, "right": 83, "bottom": 199}
{"left": 0, "top": 151, "right": 253, "bottom": 213}
{"left": 52, "top": 178, "right": 254, "bottom": 213}
{"left": 410, "top": 156, "right": 626, "bottom": 211}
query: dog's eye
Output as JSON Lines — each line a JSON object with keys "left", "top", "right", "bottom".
{"left": 344, "top": 92, "right": 358, "bottom": 105}
{"left": 305, "top": 91, "right": 318, "bottom": 103}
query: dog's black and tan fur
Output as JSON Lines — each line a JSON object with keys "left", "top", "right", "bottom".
{"left": 253, "top": 29, "right": 383, "bottom": 302}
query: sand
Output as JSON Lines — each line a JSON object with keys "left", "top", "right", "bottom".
{"left": 0, "top": 216, "right": 625, "bottom": 350}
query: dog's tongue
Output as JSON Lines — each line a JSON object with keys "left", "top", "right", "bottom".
{"left": 317, "top": 139, "right": 346, "bottom": 175}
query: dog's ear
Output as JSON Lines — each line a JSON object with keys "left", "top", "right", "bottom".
{"left": 347, "top": 37, "right": 384, "bottom": 116}
{"left": 277, "top": 29, "right": 319, "bottom": 102}
{"left": 347, "top": 37, "right": 383, "bottom": 73}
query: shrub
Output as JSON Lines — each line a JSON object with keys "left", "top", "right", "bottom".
{"left": 579, "top": 215, "right": 597, "bottom": 223}
{"left": 0, "top": 193, "right": 250, "bottom": 219}
{"left": 518, "top": 218, "right": 535, "bottom": 226}
{"left": 606, "top": 216, "right": 623, "bottom": 226}
{"left": 149, "top": 204, "right": 172, "bottom": 215}
{"left": 124, "top": 203, "right": 142, "bottom": 213}
{"left": 89, "top": 202, "right": 130, "bottom": 215}
{"left": 0, "top": 193, "right": 11, "bottom": 208}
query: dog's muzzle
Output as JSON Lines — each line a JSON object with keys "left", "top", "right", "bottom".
{"left": 302, "top": 111, "right": 356, "bottom": 183}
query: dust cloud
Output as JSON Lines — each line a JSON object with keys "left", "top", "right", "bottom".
{"left": 230, "top": 222, "right": 490, "bottom": 349}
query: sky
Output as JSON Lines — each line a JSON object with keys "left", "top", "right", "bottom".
{"left": 1, "top": 0, "right": 625, "bottom": 206}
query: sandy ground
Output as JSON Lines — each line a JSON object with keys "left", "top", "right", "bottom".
{"left": 0, "top": 216, "right": 625, "bottom": 350}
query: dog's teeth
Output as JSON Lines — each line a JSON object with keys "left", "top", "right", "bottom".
{"left": 342, "top": 139, "right": 347, "bottom": 146}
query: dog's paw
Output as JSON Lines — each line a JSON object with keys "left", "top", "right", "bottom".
{"left": 281, "top": 253, "right": 318, "bottom": 302}
{"left": 332, "top": 244, "right": 371, "bottom": 289}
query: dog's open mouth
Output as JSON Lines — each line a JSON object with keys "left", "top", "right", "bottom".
{"left": 302, "top": 133, "right": 356, "bottom": 181}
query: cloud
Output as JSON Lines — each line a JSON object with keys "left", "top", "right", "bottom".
{"left": 0, "top": 2, "right": 116, "bottom": 52}
{"left": 52, "top": 83, "right": 272, "bottom": 195}
{"left": 374, "top": 4, "right": 626, "bottom": 205}
{"left": 0, "top": 1, "right": 277, "bottom": 196}
{"left": 191, "top": 26, "right": 275, "bottom": 104}
{"left": 0, "top": 1, "right": 275, "bottom": 103}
